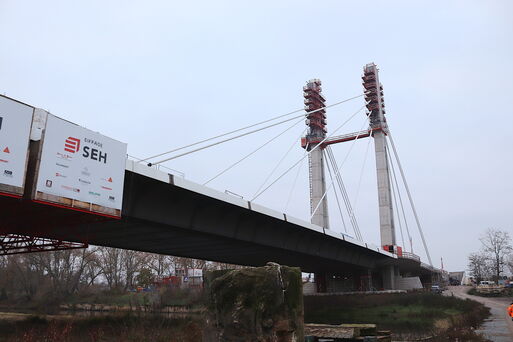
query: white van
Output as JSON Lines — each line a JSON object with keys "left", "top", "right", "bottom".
{"left": 478, "top": 280, "right": 495, "bottom": 286}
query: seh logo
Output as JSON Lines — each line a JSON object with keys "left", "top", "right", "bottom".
{"left": 63, "top": 137, "right": 107, "bottom": 163}
{"left": 64, "top": 137, "right": 80, "bottom": 153}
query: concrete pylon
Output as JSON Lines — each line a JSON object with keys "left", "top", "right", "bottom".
{"left": 373, "top": 130, "right": 396, "bottom": 246}
{"left": 363, "top": 63, "right": 396, "bottom": 247}
{"left": 302, "top": 79, "right": 329, "bottom": 230}
{"left": 308, "top": 147, "right": 329, "bottom": 229}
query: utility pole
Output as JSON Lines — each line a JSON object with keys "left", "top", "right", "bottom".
{"left": 362, "top": 63, "right": 396, "bottom": 248}
{"left": 302, "top": 79, "right": 329, "bottom": 229}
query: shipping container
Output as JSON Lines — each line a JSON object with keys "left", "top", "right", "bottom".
{"left": 0, "top": 95, "right": 34, "bottom": 197}
{"left": 27, "top": 110, "right": 127, "bottom": 217}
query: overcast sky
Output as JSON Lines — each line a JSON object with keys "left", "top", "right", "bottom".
{"left": 1, "top": 1, "right": 512, "bottom": 272}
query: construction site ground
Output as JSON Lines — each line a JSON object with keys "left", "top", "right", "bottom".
{"left": 446, "top": 285, "right": 513, "bottom": 341}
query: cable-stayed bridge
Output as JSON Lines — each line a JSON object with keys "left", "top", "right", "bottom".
{"left": 0, "top": 63, "right": 445, "bottom": 292}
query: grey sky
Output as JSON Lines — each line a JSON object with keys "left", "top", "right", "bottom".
{"left": 1, "top": 1, "right": 512, "bottom": 272}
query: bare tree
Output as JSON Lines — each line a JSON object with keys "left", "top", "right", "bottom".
{"left": 468, "top": 252, "right": 490, "bottom": 284}
{"left": 8, "top": 255, "right": 45, "bottom": 300}
{"left": 30, "top": 248, "right": 98, "bottom": 295}
{"left": 81, "top": 248, "right": 103, "bottom": 286}
{"left": 97, "top": 247, "right": 124, "bottom": 290}
{"left": 121, "top": 250, "right": 150, "bottom": 290}
{"left": 149, "top": 254, "right": 173, "bottom": 278}
{"left": 479, "top": 228, "right": 512, "bottom": 282}
{"left": 507, "top": 254, "right": 513, "bottom": 275}
{"left": 170, "top": 256, "right": 208, "bottom": 276}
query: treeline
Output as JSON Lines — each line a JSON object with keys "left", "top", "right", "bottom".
{"left": 467, "top": 228, "right": 513, "bottom": 283}
{"left": 0, "top": 247, "right": 236, "bottom": 302}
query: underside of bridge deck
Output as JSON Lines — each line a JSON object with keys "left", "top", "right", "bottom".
{"left": 1, "top": 171, "right": 394, "bottom": 274}
{"left": 1, "top": 169, "right": 443, "bottom": 293}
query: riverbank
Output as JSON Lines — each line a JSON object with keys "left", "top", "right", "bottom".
{"left": 0, "top": 313, "right": 203, "bottom": 342}
{"left": 304, "top": 291, "right": 490, "bottom": 340}
{"left": 59, "top": 303, "right": 204, "bottom": 314}
{"left": 0, "top": 290, "right": 493, "bottom": 341}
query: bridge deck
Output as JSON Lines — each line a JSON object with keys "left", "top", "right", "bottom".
{"left": 1, "top": 161, "right": 400, "bottom": 273}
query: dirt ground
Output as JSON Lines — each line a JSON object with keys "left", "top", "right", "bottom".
{"left": 446, "top": 285, "right": 513, "bottom": 341}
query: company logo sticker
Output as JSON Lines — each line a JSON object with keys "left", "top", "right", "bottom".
{"left": 3, "top": 170, "right": 12, "bottom": 177}
{"left": 2, "top": 147, "right": 9, "bottom": 153}
{"left": 61, "top": 185, "right": 80, "bottom": 193}
{"left": 46, "top": 180, "right": 53, "bottom": 187}
{"left": 56, "top": 152, "right": 73, "bottom": 160}
{"left": 64, "top": 137, "right": 81, "bottom": 153}
{"left": 56, "top": 162, "right": 69, "bottom": 168}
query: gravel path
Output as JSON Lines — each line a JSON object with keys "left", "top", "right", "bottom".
{"left": 446, "top": 285, "right": 513, "bottom": 341}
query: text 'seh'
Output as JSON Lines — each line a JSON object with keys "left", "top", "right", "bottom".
{"left": 65, "top": 137, "right": 107, "bottom": 164}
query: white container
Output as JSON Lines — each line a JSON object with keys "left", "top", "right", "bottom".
{"left": 0, "top": 95, "right": 34, "bottom": 197}
{"left": 30, "top": 112, "right": 127, "bottom": 217}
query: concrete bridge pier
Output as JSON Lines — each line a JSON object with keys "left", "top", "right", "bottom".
{"left": 381, "top": 265, "right": 398, "bottom": 290}
{"left": 419, "top": 271, "right": 443, "bottom": 287}
{"left": 356, "top": 269, "right": 373, "bottom": 292}
{"left": 315, "top": 272, "right": 328, "bottom": 293}
{"left": 314, "top": 267, "right": 377, "bottom": 293}
{"left": 418, "top": 271, "right": 434, "bottom": 287}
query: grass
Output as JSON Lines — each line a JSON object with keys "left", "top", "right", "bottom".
{"left": 0, "top": 313, "right": 203, "bottom": 342}
{"left": 306, "top": 303, "right": 451, "bottom": 331}
{"left": 304, "top": 292, "right": 490, "bottom": 334}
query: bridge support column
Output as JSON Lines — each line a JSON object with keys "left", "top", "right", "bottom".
{"left": 373, "top": 130, "right": 396, "bottom": 246}
{"left": 302, "top": 79, "right": 329, "bottom": 230}
{"left": 381, "top": 265, "right": 396, "bottom": 290}
{"left": 352, "top": 269, "right": 373, "bottom": 291}
{"left": 315, "top": 272, "right": 327, "bottom": 293}
{"left": 363, "top": 63, "right": 396, "bottom": 248}
{"left": 366, "top": 269, "right": 373, "bottom": 291}
{"left": 308, "top": 149, "right": 329, "bottom": 229}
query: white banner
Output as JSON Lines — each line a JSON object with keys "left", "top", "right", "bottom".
{"left": 36, "top": 114, "right": 127, "bottom": 212}
{"left": 0, "top": 96, "right": 33, "bottom": 191}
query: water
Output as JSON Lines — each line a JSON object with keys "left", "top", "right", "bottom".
{"left": 59, "top": 309, "right": 201, "bottom": 319}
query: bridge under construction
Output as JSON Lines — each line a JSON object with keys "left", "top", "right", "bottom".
{"left": 0, "top": 63, "right": 445, "bottom": 292}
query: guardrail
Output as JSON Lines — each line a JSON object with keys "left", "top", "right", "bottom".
{"left": 399, "top": 252, "right": 421, "bottom": 262}
{"left": 127, "top": 154, "right": 185, "bottom": 178}
{"left": 397, "top": 253, "right": 447, "bottom": 274}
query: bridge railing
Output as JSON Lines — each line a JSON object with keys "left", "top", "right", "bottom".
{"left": 421, "top": 262, "right": 445, "bottom": 273}
{"left": 127, "top": 154, "right": 185, "bottom": 178}
{"left": 398, "top": 252, "right": 421, "bottom": 262}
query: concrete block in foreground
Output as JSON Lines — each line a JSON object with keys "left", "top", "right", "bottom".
{"left": 204, "top": 262, "right": 303, "bottom": 341}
